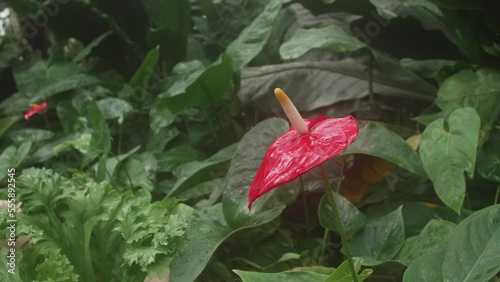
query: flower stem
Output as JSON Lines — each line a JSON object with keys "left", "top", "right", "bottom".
{"left": 42, "top": 114, "right": 52, "bottom": 131}
{"left": 320, "top": 164, "right": 358, "bottom": 282}
{"left": 495, "top": 185, "right": 500, "bottom": 205}
{"left": 299, "top": 176, "right": 311, "bottom": 237}
{"left": 319, "top": 228, "right": 329, "bottom": 265}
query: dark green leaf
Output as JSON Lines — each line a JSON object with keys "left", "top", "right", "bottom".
{"left": 419, "top": 107, "right": 480, "bottom": 213}
{"left": 239, "top": 57, "right": 434, "bottom": 112}
{"left": 349, "top": 207, "right": 405, "bottom": 265}
{"left": 96, "top": 97, "right": 134, "bottom": 124}
{"left": 8, "top": 128, "right": 54, "bottom": 144}
{"left": 82, "top": 102, "right": 111, "bottom": 181}
{"left": 319, "top": 192, "right": 367, "bottom": 239}
{"left": 129, "top": 46, "right": 160, "bottom": 89}
{"left": 0, "top": 142, "right": 32, "bottom": 181}
{"left": 72, "top": 31, "right": 112, "bottom": 63}
{"left": 477, "top": 129, "right": 500, "bottom": 183}
{"left": 395, "top": 219, "right": 456, "bottom": 266}
{"left": 115, "top": 158, "right": 154, "bottom": 191}
{"left": 167, "top": 144, "right": 237, "bottom": 198}
{"left": 226, "top": 0, "right": 284, "bottom": 71}
{"left": 343, "top": 122, "right": 425, "bottom": 176}
{"left": 158, "top": 54, "right": 233, "bottom": 114}
{"left": 403, "top": 204, "right": 500, "bottom": 282}
{"left": 234, "top": 269, "right": 328, "bottom": 282}
{"left": 324, "top": 258, "right": 373, "bottom": 282}
{"left": 156, "top": 146, "right": 206, "bottom": 173}
{"left": 13, "top": 60, "right": 99, "bottom": 102}
{"left": 280, "top": 25, "right": 367, "bottom": 60}
{"left": 0, "top": 116, "right": 22, "bottom": 138}
{"left": 436, "top": 68, "right": 500, "bottom": 129}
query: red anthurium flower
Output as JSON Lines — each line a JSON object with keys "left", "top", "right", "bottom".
{"left": 24, "top": 102, "right": 48, "bottom": 120}
{"left": 248, "top": 88, "right": 358, "bottom": 209}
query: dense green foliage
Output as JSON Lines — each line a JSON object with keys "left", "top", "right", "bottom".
{"left": 0, "top": 0, "right": 499, "bottom": 281}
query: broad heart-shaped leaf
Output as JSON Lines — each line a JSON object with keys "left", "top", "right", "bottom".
{"left": 318, "top": 192, "right": 367, "bottom": 239}
{"left": 342, "top": 122, "right": 426, "bottom": 176}
{"left": 349, "top": 207, "right": 405, "bottom": 266}
{"left": 223, "top": 118, "right": 298, "bottom": 229}
{"left": 233, "top": 269, "right": 329, "bottom": 282}
{"left": 226, "top": 0, "right": 284, "bottom": 71}
{"left": 395, "top": 219, "right": 456, "bottom": 266}
{"left": 403, "top": 204, "right": 500, "bottom": 282}
{"left": 248, "top": 116, "right": 358, "bottom": 209}
{"left": 325, "top": 258, "right": 373, "bottom": 282}
{"left": 280, "top": 25, "right": 367, "bottom": 60}
{"left": 96, "top": 97, "right": 134, "bottom": 124}
{"left": 238, "top": 57, "right": 434, "bottom": 112}
{"left": 157, "top": 54, "right": 232, "bottom": 114}
{"left": 477, "top": 129, "right": 500, "bottom": 183}
{"left": 436, "top": 68, "right": 500, "bottom": 129}
{"left": 166, "top": 144, "right": 237, "bottom": 198}
{"left": 419, "top": 107, "right": 480, "bottom": 213}
{"left": 13, "top": 59, "right": 99, "bottom": 103}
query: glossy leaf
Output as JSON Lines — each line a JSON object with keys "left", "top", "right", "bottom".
{"left": 234, "top": 269, "right": 328, "bottom": 282}
{"left": 13, "top": 60, "right": 99, "bottom": 103}
{"left": 96, "top": 97, "right": 134, "bottom": 124}
{"left": 239, "top": 58, "right": 434, "bottom": 112}
{"left": 128, "top": 46, "right": 160, "bottom": 89}
{"left": 223, "top": 118, "right": 297, "bottom": 229}
{"left": 8, "top": 128, "right": 54, "bottom": 144}
{"left": 157, "top": 54, "right": 232, "bottom": 114}
{"left": 349, "top": 207, "right": 405, "bottom": 266}
{"left": 155, "top": 146, "right": 205, "bottom": 173}
{"left": 227, "top": 0, "right": 284, "bottom": 71}
{"left": 477, "top": 129, "right": 500, "bottom": 183}
{"left": 318, "top": 192, "right": 367, "bottom": 238}
{"left": 167, "top": 144, "right": 237, "bottom": 198}
{"left": 404, "top": 204, "right": 500, "bottom": 282}
{"left": 248, "top": 116, "right": 358, "bottom": 209}
{"left": 342, "top": 122, "right": 426, "bottom": 176}
{"left": 280, "top": 25, "right": 366, "bottom": 60}
{"left": 436, "top": 68, "right": 500, "bottom": 128}
{"left": 395, "top": 220, "right": 456, "bottom": 266}
{"left": 325, "top": 258, "right": 373, "bottom": 282}
{"left": 419, "top": 107, "right": 480, "bottom": 213}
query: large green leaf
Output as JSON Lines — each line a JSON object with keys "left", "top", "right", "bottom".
{"left": 324, "top": 258, "right": 373, "bottom": 282}
{"left": 157, "top": 54, "right": 233, "bottom": 114}
{"left": 238, "top": 57, "right": 434, "bottom": 112}
{"left": 13, "top": 60, "right": 99, "bottom": 103}
{"left": 349, "top": 207, "right": 405, "bottom": 266}
{"left": 436, "top": 68, "right": 500, "bottom": 129}
{"left": 342, "top": 122, "right": 425, "bottom": 176}
{"left": 395, "top": 219, "right": 456, "bottom": 266}
{"left": 280, "top": 25, "right": 367, "bottom": 60}
{"left": 166, "top": 144, "right": 237, "bottom": 198}
{"left": 403, "top": 204, "right": 500, "bottom": 282}
{"left": 0, "top": 116, "right": 22, "bottom": 138}
{"left": 234, "top": 269, "right": 328, "bottom": 282}
{"left": 168, "top": 204, "right": 252, "bottom": 282}
{"left": 226, "top": 0, "right": 284, "bottom": 71}
{"left": 155, "top": 146, "right": 205, "bottom": 173}
{"left": 7, "top": 128, "right": 54, "bottom": 144}
{"left": 419, "top": 107, "right": 480, "bottom": 213}
{"left": 477, "top": 129, "right": 500, "bottom": 183}
{"left": 222, "top": 118, "right": 298, "bottom": 229}
{"left": 96, "top": 97, "right": 134, "bottom": 124}
{"left": 318, "top": 192, "right": 367, "bottom": 239}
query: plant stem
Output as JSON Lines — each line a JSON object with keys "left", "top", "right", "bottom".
{"left": 495, "top": 185, "right": 500, "bottom": 205}
{"left": 299, "top": 176, "right": 311, "bottom": 236}
{"left": 320, "top": 164, "right": 358, "bottom": 282}
{"left": 319, "top": 228, "right": 329, "bottom": 265}
{"left": 118, "top": 123, "right": 123, "bottom": 155}
{"left": 42, "top": 114, "right": 52, "bottom": 131}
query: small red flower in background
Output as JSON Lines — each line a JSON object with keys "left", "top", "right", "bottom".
{"left": 24, "top": 102, "right": 48, "bottom": 120}
{"left": 248, "top": 88, "right": 358, "bottom": 209}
